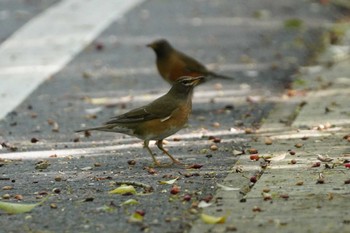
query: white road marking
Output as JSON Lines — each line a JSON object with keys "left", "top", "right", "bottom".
{"left": 0, "top": 0, "right": 144, "bottom": 120}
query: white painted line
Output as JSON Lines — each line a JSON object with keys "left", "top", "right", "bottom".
{"left": 0, "top": 0, "right": 144, "bottom": 120}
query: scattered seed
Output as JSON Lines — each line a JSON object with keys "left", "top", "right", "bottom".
{"left": 250, "top": 176, "right": 257, "bottom": 183}
{"left": 280, "top": 194, "right": 289, "bottom": 199}
{"left": 212, "top": 122, "right": 220, "bottom": 128}
{"left": 187, "top": 164, "right": 203, "bottom": 169}
{"left": 183, "top": 194, "right": 192, "bottom": 202}
{"left": 252, "top": 206, "right": 262, "bottom": 212}
{"left": 225, "top": 225, "right": 237, "bottom": 232}
{"left": 264, "top": 138, "right": 273, "bottom": 145}
{"left": 50, "top": 203, "right": 58, "bottom": 209}
{"left": 262, "top": 188, "right": 270, "bottom": 193}
{"left": 145, "top": 167, "right": 157, "bottom": 175}
{"left": 312, "top": 162, "right": 321, "bottom": 167}
{"left": 94, "top": 42, "right": 104, "bottom": 51}
{"left": 84, "top": 131, "right": 91, "bottom": 137}
{"left": 344, "top": 179, "right": 350, "bottom": 184}
{"left": 84, "top": 197, "right": 94, "bottom": 202}
{"left": 296, "top": 181, "right": 304, "bottom": 186}
{"left": 247, "top": 148, "right": 258, "bottom": 154}
{"left": 213, "top": 137, "right": 221, "bottom": 143}
{"left": 250, "top": 154, "right": 260, "bottom": 161}
{"left": 294, "top": 143, "right": 303, "bottom": 148}
{"left": 54, "top": 176, "right": 62, "bottom": 182}
{"left": 210, "top": 144, "right": 218, "bottom": 151}
{"left": 2, "top": 186, "right": 13, "bottom": 190}
{"left": 30, "top": 138, "right": 39, "bottom": 143}
{"left": 289, "top": 150, "right": 296, "bottom": 155}
{"left": 201, "top": 194, "right": 213, "bottom": 203}
{"left": 73, "top": 137, "right": 80, "bottom": 143}
{"left": 173, "top": 138, "right": 181, "bottom": 142}
{"left": 262, "top": 192, "right": 272, "bottom": 201}
{"left": 316, "top": 178, "right": 325, "bottom": 184}
{"left": 245, "top": 128, "right": 254, "bottom": 134}
{"left": 14, "top": 194, "right": 23, "bottom": 200}
{"left": 128, "top": 160, "right": 136, "bottom": 166}
{"left": 94, "top": 163, "right": 102, "bottom": 167}
{"left": 290, "top": 159, "right": 297, "bottom": 164}
{"left": 52, "top": 188, "right": 61, "bottom": 194}
{"left": 170, "top": 185, "right": 180, "bottom": 195}
{"left": 2, "top": 194, "right": 11, "bottom": 199}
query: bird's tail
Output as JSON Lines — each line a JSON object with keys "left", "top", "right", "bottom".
{"left": 208, "top": 71, "right": 235, "bottom": 80}
{"left": 75, "top": 126, "right": 109, "bottom": 133}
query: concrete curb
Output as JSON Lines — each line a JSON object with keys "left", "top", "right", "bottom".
{"left": 190, "top": 23, "right": 350, "bottom": 233}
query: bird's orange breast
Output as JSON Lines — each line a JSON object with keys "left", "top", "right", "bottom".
{"left": 134, "top": 103, "right": 191, "bottom": 140}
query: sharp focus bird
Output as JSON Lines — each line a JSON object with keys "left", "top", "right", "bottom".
{"left": 76, "top": 76, "right": 204, "bottom": 166}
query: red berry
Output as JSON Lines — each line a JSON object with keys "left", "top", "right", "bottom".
{"left": 250, "top": 176, "right": 257, "bottom": 183}
{"left": 183, "top": 194, "right": 192, "bottom": 201}
{"left": 170, "top": 185, "right": 180, "bottom": 195}
{"left": 250, "top": 154, "right": 260, "bottom": 161}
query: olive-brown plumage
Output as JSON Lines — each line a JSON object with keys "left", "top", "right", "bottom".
{"left": 147, "top": 39, "right": 233, "bottom": 85}
{"left": 76, "top": 76, "right": 204, "bottom": 166}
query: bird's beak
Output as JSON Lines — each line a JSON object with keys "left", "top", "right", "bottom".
{"left": 193, "top": 76, "right": 205, "bottom": 86}
{"left": 146, "top": 43, "right": 153, "bottom": 48}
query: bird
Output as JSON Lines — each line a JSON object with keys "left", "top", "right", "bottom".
{"left": 76, "top": 76, "right": 204, "bottom": 166}
{"left": 147, "top": 39, "right": 234, "bottom": 85}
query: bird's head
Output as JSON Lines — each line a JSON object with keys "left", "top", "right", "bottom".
{"left": 176, "top": 76, "right": 204, "bottom": 87}
{"left": 147, "top": 39, "right": 173, "bottom": 58}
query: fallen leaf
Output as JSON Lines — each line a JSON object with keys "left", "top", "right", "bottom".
{"left": 284, "top": 18, "right": 303, "bottom": 29}
{"left": 109, "top": 185, "right": 136, "bottom": 195}
{"left": 268, "top": 153, "right": 286, "bottom": 161}
{"left": 121, "top": 199, "right": 139, "bottom": 206}
{"left": 128, "top": 212, "right": 144, "bottom": 223}
{"left": 200, "top": 213, "right": 228, "bottom": 224}
{"left": 317, "top": 154, "right": 333, "bottom": 162}
{"left": 198, "top": 201, "right": 213, "bottom": 208}
{"left": 158, "top": 178, "right": 178, "bottom": 185}
{"left": 0, "top": 197, "right": 47, "bottom": 214}
{"left": 217, "top": 183, "right": 240, "bottom": 191}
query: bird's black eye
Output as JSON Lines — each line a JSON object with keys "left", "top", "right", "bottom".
{"left": 180, "top": 79, "right": 192, "bottom": 86}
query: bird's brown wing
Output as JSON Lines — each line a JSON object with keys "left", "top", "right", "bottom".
{"left": 105, "top": 95, "right": 179, "bottom": 124}
{"left": 176, "top": 50, "right": 209, "bottom": 74}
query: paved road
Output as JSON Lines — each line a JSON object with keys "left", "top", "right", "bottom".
{"left": 0, "top": 0, "right": 345, "bottom": 232}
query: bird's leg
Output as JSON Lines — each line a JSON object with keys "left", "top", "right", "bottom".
{"left": 143, "top": 140, "right": 161, "bottom": 166}
{"left": 156, "top": 140, "right": 183, "bottom": 165}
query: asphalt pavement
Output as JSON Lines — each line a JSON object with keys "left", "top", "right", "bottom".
{"left": 0, "top": 1, "right": 349, "bottom": 233}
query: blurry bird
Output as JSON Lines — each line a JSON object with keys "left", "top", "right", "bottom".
{"left": 147, "top": 39, "right": 234, "bottom": 85}
{"left": 76, "top": 76, "right": 204, "bottom": 166}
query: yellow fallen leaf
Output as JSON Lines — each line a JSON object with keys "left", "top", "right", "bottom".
{"left": 128, "top": 212, "right": 144, "bottom": 223}
{"left": 0, "top": 197, "right": 47, "bottom": 214}
{"left": 109, "top": 185, "right": 136, "bottom": 195}
{"left": 200, "top": 213, "right": 228, "bottom": 224}
{"left": 121, "top": 199, "right": 139, "bottom": 206}
{"left": 158, "top": 178, "right": 178, "bottom": 185}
